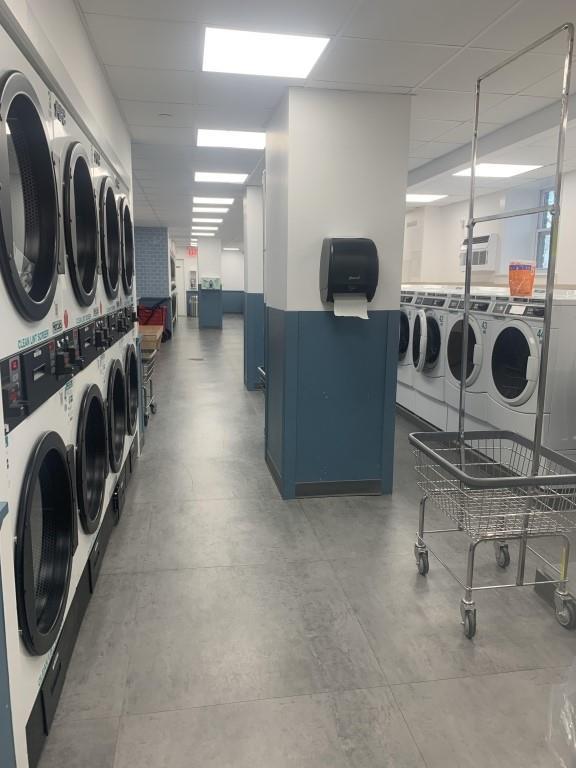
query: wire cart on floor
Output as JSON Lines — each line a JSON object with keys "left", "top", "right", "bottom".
{"left": 141, "top": 349, "right": 157, "bottom": 425}
{"left": 410, "top": 22, "right": 576, "bottom": 638}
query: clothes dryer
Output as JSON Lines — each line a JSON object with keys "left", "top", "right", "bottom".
{"left": 397, "top": 289, "right": 416, "bottom": 411}
{"left": 411, "top": 289, "right": 449, "bottom": 429}
{"left": 485, "top": 292, "right": 576, "bottom": 456}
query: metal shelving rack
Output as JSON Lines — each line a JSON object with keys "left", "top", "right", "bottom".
{"left": 410, "top": 23, "right": 576, "bottom": 638}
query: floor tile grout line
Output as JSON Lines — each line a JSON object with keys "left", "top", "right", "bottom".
{"left": 388, "top": 685, "right": 431, "bottom": 768}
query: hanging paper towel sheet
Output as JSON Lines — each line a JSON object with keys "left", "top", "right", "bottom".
{"left": 333, "top": 293, "right": 369, "bottom": 319}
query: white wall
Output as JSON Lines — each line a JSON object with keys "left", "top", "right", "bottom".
{"left": 198, "top": 239, "right": 222, "bottom": 280}
{"left": 403, "top": 170, "right": 576, "bottom": 288}
{"left": 222, "top": 251, "right": 245, "bottom": 291}
{"left": 244, "top": 186, "right": 264, "bottom": 294}
{"left": 264, "top": 94, "right": 289, "bottom": 310}
{"left": 2, "top": 0, "right": 131, "bottom": 179}
{"left": 265, "top": 88, "right": 410, "bottom": 312}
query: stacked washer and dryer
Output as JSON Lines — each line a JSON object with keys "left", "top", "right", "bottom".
{"left": 398, "top": 284, "right": 576, "bottom": 457}
{"left": 0, "top": 29, "right": 139, "bottom": 768}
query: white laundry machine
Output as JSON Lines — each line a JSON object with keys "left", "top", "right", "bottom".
{"left": 0, "top": 23, "right": 138, "bottom": 768}
{"left": 0, "top": 329, "right": 138, "bottom": 768}
{"left": 484, "top": 292, "right": 576, "bottom": 455}
{"left": 445, "top": 291, "right": 497, "bottom": 432}
{"left": 397, "top": 288, "right": 417, "bottom": 411}
{"left": 410, "top": 289, "right": 449, "bottom": 430}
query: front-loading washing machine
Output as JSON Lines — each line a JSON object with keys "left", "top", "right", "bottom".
{"left": 0, "top": 69, "right": 61, "bottom": 360}
{"left": 485, "top": 293, "right": 576, "bottom": 455}
{"left": 411, "top": 289, "right": 449, "bottom": 429}
{"left": 397, "top": 288, "right": 417, "bottom": 411}
{"left": 445, "top": 291, "right": 497, "bottom": 432}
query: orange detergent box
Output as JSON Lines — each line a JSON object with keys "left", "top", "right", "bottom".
{"left": 509, "top": 261, "right": 536, "bottom": 297}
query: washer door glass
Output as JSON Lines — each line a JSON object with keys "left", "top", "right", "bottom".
{"left": 108, "top": 361, "right": 126, "bottom": 472}
{"left": 424, "top": 315, "right": 441, "bottom": 370}
{"left": 64, "top": 143, "right": 98, "bottom": 306}
{"left": 447, "top": 318, "right": 481, "bottom": 385}
{"left": 399, "top": 311, "right": 409, "bottom": 360}
{"left": 492, "top": 325, "right": 538, "bottom": 403}
{"left": 125, "top": 345, "right": 139, "bottom": 436}
{"left": 15, "top": 432, "right": 74, "bottom": 656}
{"left": 77, "top": 385, "right": 107, "bottom": 534}
{"left": 121, "top": 200, "right": 134, "bottom": 294}
{"left": 0, "top": 74, "right": 58, "bottom": 320}
{"left": 100, "top": 179, "right": 120, "bottom": 299}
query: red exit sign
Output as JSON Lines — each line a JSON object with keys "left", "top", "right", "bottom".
{"left": 188, "top": 246, "right": 198, "bottom": 257}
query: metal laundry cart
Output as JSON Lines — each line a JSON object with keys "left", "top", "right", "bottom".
{"left": 141, "top": 348, "right": 157, "bottom": 425}
{"left": 410, "top": 23, "right": 576, "bottom": 638}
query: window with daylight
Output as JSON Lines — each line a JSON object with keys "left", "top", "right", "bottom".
{"left": 535, "top": 188, "right": 555, "bottom": 270}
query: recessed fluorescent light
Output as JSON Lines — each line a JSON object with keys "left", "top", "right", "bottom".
{"left": 192, "top": 228, "right": 219, "bottom": 233}
{"left": 406, "top": 193, "right": 448, "bottom": 203}
{"left": 192, "top": 207, "right": 229, "bottom": 214}
{"left": 203, "top": 27, "right": 329, "bottom": 79}
{"left": 194, "top": 232, "right": 216, "bottom": 237}
{"left": 197, "top": 129, "right": 265, "bottom": 150}
{"left": 223, "top": 247, "right": 240, "bottom": 251}
{"left": 193, "top": 197, "right": 234, "bottom": 205}
{"left": 192, "top": 217, "right": 223, "bottom": 223}
{"left": 195, "top": 172, "right": 248, "bottom": 184}
{"left": 454, "top": 163, "right": 542, "bottom": 178}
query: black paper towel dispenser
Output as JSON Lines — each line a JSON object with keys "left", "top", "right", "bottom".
{"left": 320, "top": 238, "right": 379, "bottom": 303}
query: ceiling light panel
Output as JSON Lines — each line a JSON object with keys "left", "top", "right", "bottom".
{"left": 197, "top": 129, "right": 266, "bottom": 150}
{"left": 193, "top": 197, "right": 234, "bottom": 205}
{"left": 193, "top": 218, "right": 224, "bottom": 223}
{"left": 192, "top": 207, "right": 229, "bottom": 213}
{"left": 194, "top": 232, "right": 216, "bottom": 237}
{"left": 192, "top": 226, "right": 219, "bottom": 231}
{"left": 195, "top": 172, "right": 248, "bottom": 184}
{"left": 406, "top": 194, "right": 448, "bottom": 203}
{"left": 203, "top": 27, "right": 330, "bottom": 79}
{"left": 454, "top": 163, "right": 542, "bottom": 178}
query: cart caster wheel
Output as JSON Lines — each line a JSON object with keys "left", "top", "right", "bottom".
{"left": 417, "top": 551, "right": 429, "bottom": 576}
{"left": 463, "top": 610, "right": 477, "bottom": 639}
{"left": 495, "top": 544, "right": 510, "bottom": 569}
{"left": 150, "top": 403, "right": 157, "bottom": 415}
{"left": 555, "top": 598, "right": 576, "bottom": 630}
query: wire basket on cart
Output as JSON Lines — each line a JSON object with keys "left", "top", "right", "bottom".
{"left": 410, "top": 429, "right": 576, "bottom": 637}
{"left": 413, "top": 431, "right": 576, "bottom": 540}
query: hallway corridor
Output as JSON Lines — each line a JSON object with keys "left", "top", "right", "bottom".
{"left": 40, "top": 318, "right": 575, "bottom": 768}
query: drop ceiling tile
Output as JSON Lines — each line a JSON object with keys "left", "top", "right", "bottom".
{"left": 312, "top": 38, "right": 457, "bottom": 87}
{"left": 84, "top": 14, "right": 202, "bottom": 69}
{"left": 79, "top": 0, "right": 200, "bottom": 20}
{"left": 410, "top": 118, "right": 461, "bottom": 142}
{"left": 423, "top": 48, "right": 564, "bottom": 94}
{"left": 411, "top": 89, "right": 506, "bottom": 121}
{"left": 345, "top": 0, "right": 517, "bottom": 46}
{"left": 408, "top": 157, "right": 427, "bottom": 170}
{"left": 434, "top": 120, "right": 502, "bottom": 143}
{"left": 479, "top": 94, "right": 557, "bottom": 124}
{"left": 122, "top": 101, "right": 274, "bottom": 135}
{"left": 524, "top": 69, "right": 576, "bottom": 98}
{"left": 409, "top": 140, "right": 464, "bottom": 158}
{"left": 471, "top": 0, "right": 576, "bottom": 55}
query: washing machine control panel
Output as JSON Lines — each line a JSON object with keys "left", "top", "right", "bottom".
{"left": 1, "top": 307, "right": 135, "bottom": 434}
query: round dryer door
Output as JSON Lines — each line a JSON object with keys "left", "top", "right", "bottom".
{"left": 399, "top": 310, "right": 410, "bottom": 361}
{"left": 0, "top": 72, "right": 59, "bottom": 320}
{"left": 99, "top": 177, "right": 120, "bottom": 299}
{"left": 491, "top": 320, "right": 539, "bottom": 406}
{"left": 412, "top": 310, "right": 441, "bottom": 373}
{"left": 107, "top": 359, "right": 126, "bottom": 472}
{"left": 64, "top": 142, "right": 98, "bottom": 306}
{"left": 125, "top": 344, "right": 139, "bottom": 436}
{"left": 447, "top": 316, "right": 483, "bottom": 386}
{"left": 120, "top": 198, "right": 134, "bottom": 295}
{"left": 77, "top": 384, "right": 108, "bottom": 534}
{"left": 15, "top": 432, "right": 75, "bottom": 656}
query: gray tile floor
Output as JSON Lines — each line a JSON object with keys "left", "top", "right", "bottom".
{"left": 40, "top": 316, "right": 574, "bottom": 768}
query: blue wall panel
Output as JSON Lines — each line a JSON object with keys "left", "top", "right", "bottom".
{"left": 222, "top": 291, "right": 245, "bottom": 314}
{"left": 265, "top": 308, "right": 399, "bottom": 499}
{"left": 244, "top": 293, "right": 265, "bottom": 391}
{"left": 199, "top": 289, "right": 223, "bottom": 329}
